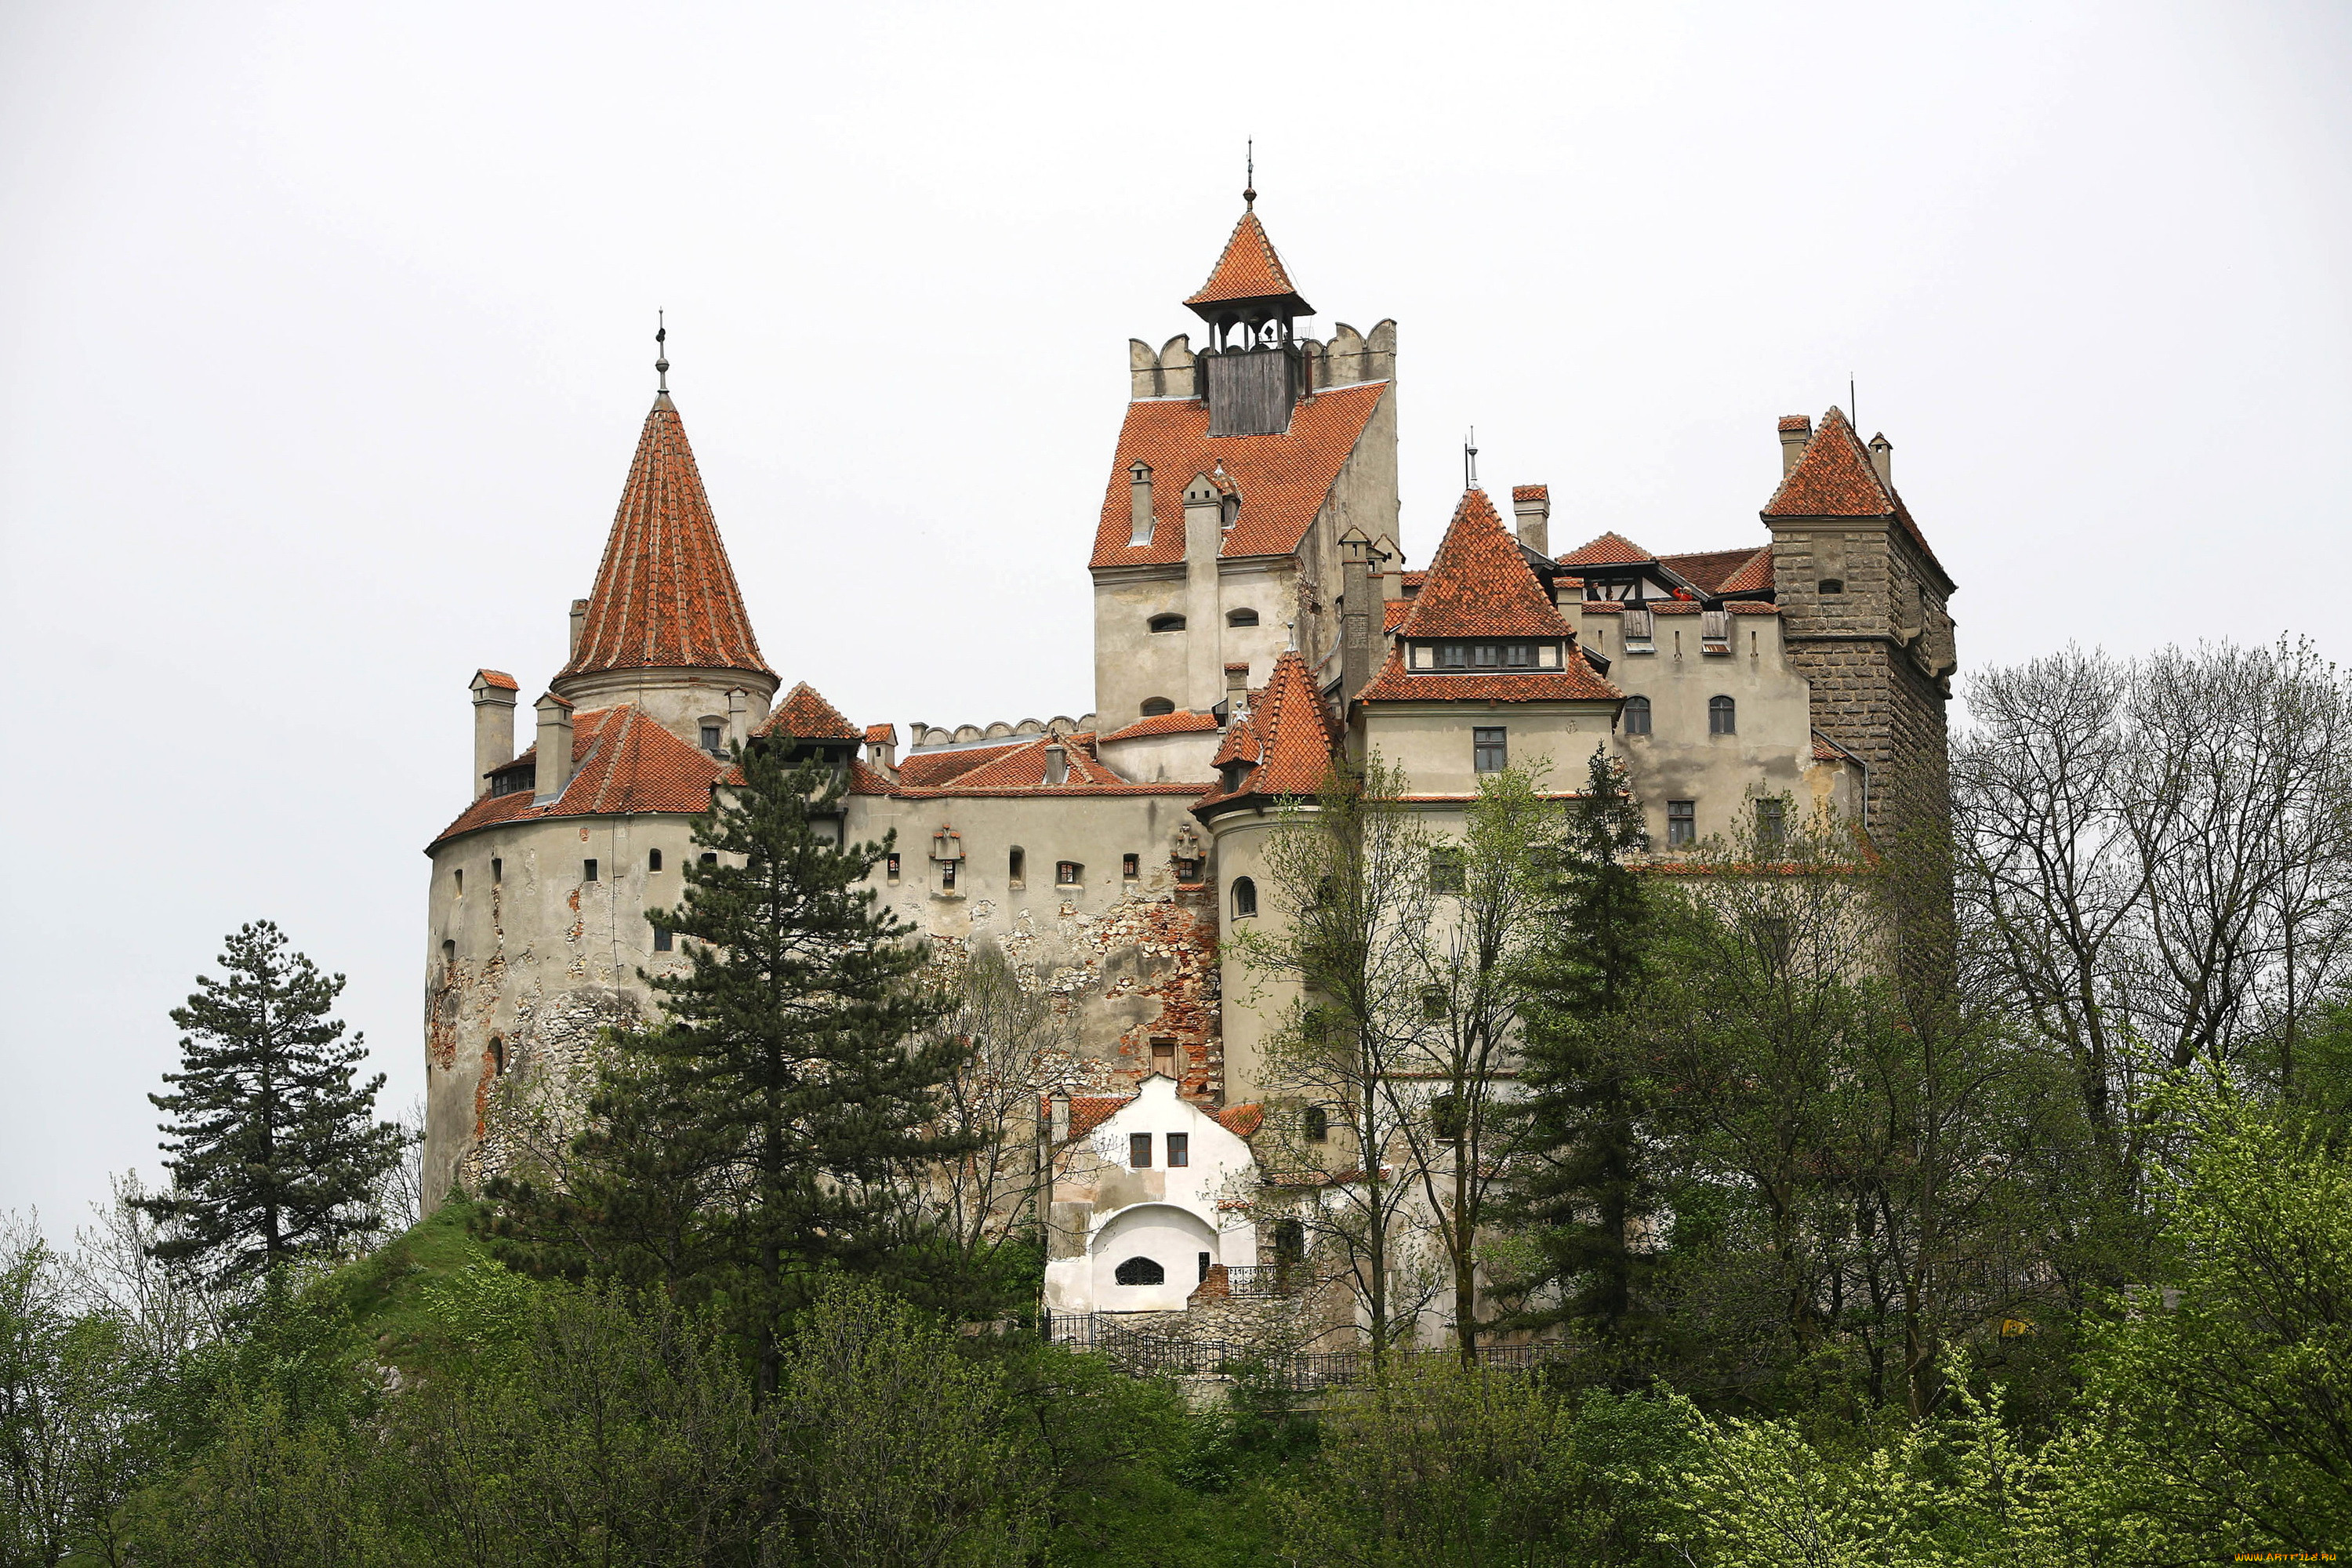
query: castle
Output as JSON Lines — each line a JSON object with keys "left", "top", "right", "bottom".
{"left": 421, "top": 190, "right": 1958, "bottom": 1328}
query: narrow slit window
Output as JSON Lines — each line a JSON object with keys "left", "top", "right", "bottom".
{"left": 886, "top": 852, "right": 901, "bottom": 880}
{"left": 648, "top": 848, "right": 662, "bottom": 873}
{"left": 1008, "top": 847, "right": 1025, "bottom": 886}
{"left": 491, "top": 857, "right": 502, "bottom": 884}
{"left": 454, "top": 868, "right": 463, "bottom": 895}
{"left": 941, "top": 861, "right": 957, "bottom": 891}
{"left": 1198, "top": 1250, "right": 1211, "bottom": 1282}
{"left": 1130, "top": 1132, "right": 1152, "bottom": 1168}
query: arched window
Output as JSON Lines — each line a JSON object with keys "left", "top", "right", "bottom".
{"left": 1231, "top": 876, "right": 1258, "bottom": 918}
{"left": 1623, "top": 695, "right": 1652, "bottom": 736}
{"left": 648, "top": 848, "right": 662, "bottom": 873}
{"left": 1302, "top": 1105, "right": 1329, "bottom": 1142}
{"left": 1227, "top": 608, "right": 1259, "bottom": 627}
{"left": 1114, "top": 1256, "right": 1166, "bottom": 1287}
{"left": 1140, "top": 697, "right": 1176, "bottom": 717}
{"left": 1148, "top": 614, "right": 1187, "bottom": 633}
{"left": 1709, "top": 695, "right": 1737, "bottom": 735}
{"left": 488, "top": 1036, "right": 505, "bottom": 1076}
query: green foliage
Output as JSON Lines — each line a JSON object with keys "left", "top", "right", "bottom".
{"left": 1500, "top": 746, "right": 1663, "bottom": 1363}
{"left": 485, "top": 740, "right": 974, "bottom": 1388}
{"left": 138, "top": 921, "right": 401, "bottom": 1290}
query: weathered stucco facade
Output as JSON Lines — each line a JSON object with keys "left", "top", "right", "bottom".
{"left": 423, "top": 191, "right": 1958, "bottom": 1346}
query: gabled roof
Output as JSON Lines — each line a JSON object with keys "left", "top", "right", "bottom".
{"left": 1091, "top": 381, "right": 1388, "bottom": 568}
{"left": 1184, "top": 209, "right": 1311, "bottom": 314}
{"left": 429, "top": 704, "right": 724, "bottom": 848}
{"left": 1656, "top": 546, "right": 1766, "bottom": 595}
{"left": 862, "top": 723, "right": 897, "bottom": 746}
{"left": 756, "top": 681, "right": 861, "bottom": 742}
{"left": 472, "top": 669, "right": 519, "bottom": 691}
{"left": 1511, "top": 484, "right": 1549, "bottom": 503}
{"left": 561, "top": 396, "right": 773, "bottom": 681}
{"left": 1555, "top": 531, "right": 1655, "bottom": 568}
{"left": 1395, "top": 490, "right": 1574, "bottom": 641}
{"left": 1717, "top": 545, "right": 1775, "bottom": 595}
{"left": 894, "top": 742, "right": 1026, "bottom": 789}
{"left": 1197, "top": 649, "right": 1338, "bottom": 809}
{"left": 1762, "top": 406, "right": 1949, "bottom": 588}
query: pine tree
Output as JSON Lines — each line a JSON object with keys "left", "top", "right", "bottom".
{"left": 1498, "top": 746, "right": 1661, "bottom": 1367}
{"left": 138, "top": 922, "right": 400, "bottom": 1289}
{"left": 493, "top": 736, "right": 972, "bottom": 1397}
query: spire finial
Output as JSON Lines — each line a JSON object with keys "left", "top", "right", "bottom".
{"left": 655, "top": 310, "right": 670, "bottom": 394}
{"left": 1243, "top": 140, "right": 1255, "bottom": 209}
{"left": 1465, "top": 426, "right": 1479, "bottom": 491}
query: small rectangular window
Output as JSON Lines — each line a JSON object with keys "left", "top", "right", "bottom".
{"left": 1008, "top": 847, "right": 1025, "bottom": 887}
{"left": 941, "top": 861, "right": 957, "bottom": 890}
{"left": 886, "top": 852, "right": 901, "bottom": 881}
{"left": 1473, "top": 727, "right": 1508, "bottom": 774}
{"left": 1503, "top": 642, "right": 1533, "bottom": 668}
{"left": 1437, "top": 644, "right": 1469, "bottom": 670}
{"left": 1430, "top": 846, "right": 1465, "bottom": 894}
{"left": 1757, "top": 799, "right": 1786, "bottom": 845}
{"left": 700, "top": 851, "right": 718, "bottom": 866}
{"left": 1130, "top": 1132, "right": 1152, "bottom": 1168}
{"left": 1122, "top": 853, "right": 1140, "bottom": 879}
{"left": 1623, "top": 608, "right": 1655, "bottom": 651}
{"left": 454, "top": 868, "right": 463, "bottom": 895}
{"left": 652, "top": 925, "right": 673, "bottom": 952}
{"left": 491, "top": 857, "right": 503, "bottom": 884}
{"left": 648, "top": 848, "right": 662, "bottom": 873}
{"left": 1057, "top": 861, "right": 1082, "bottom": 886}
{"left": 1700, "top": 609, "right": 1732, "bottom": 654}
{"left": 699, "top": 723, "right": 724, "bottom": 753}
{"left": 1472, "top": 642, "right": 1501, "bottom": 668}
{"left": 583, "top": 858, "right": 598, "bottom": 882}
{"left": 1151, "top": 1040, "right": 1177, "bottom": 1077}
{"left": 1668, "top": 800, "right": 1696, "bottom": 847}
{"left": 1167, "top": 1132, "right": 1189, "bottom": 1167}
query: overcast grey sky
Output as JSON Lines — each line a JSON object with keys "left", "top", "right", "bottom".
{"left": 3, "top": 2, "right": 2347, "bottom": 1231}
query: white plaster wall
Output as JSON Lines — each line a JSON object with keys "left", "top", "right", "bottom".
{"left": 1096, "top": 730, "right": 1221, "bottom": 782}
{"left": 1091, "top": 567, "right": 1190, "bottom": 726}
{"left": 1609, "top": 613, "right": 1818, "bottom": 844}
{"left": 1359, "top": 703, "right": 1619, "bottom": 797}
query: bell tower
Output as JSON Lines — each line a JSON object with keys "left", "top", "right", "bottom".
{"left": 1185, "top": 180, "right": 1314, "bottom": 437}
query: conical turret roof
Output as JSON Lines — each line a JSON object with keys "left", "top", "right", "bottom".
{"left": 561, "top": 396, "right": 773, "bottom": 681}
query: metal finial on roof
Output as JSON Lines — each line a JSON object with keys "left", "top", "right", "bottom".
{"left": 655, "top": 310, "right": 670, "bottom": 393}
{"left": 1243, "top": 140, "right": 1255, "bottom": 209}
{"left": 1465, "top": 426, "right": 1479, "bottom": 491}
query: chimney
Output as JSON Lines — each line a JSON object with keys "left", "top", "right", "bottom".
{"left": 532, "top": 691, "right": 575, "bottom": 802}
{"left": 727, "top": 688, "right": 749, "bottom": 749}
{"left": 1225, "top": 661, "right": 1250, "bottom": 708}
{"left": 1128, "top": 463, "right": 1154, "bottom": 546}
{"left": 1867, "top": 432, "right": 1893, "bottom": 488}
{"left": 1338, "top": 527, "right": 1374, "bottom": 703}
{"left": 568, "top": 597, "right": 590, "bottom": 659}
{"left": 468, "top": 670, "right": 517, "bottom": 799}
{"left": 1778, "top": 416, "right": 1813, "bottom": 477}
{"left": 1044, "top": 743, "right": 1069, "bottom": 785}
{"left": 1050, "top": 1090, "right": 1071, "bottom": 1145}
{"left": 867, "top": 725, "right": 898, "bottom": 772}
{"left": 1511, "top": 485, "right": 1551, "bottom": 557}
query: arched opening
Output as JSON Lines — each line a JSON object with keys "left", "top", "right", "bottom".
{"left": 488, "top": 1036, "right": 505, "bottom": 1076}
{"left": 1114, "top": 1256, "right": 1166, "bottom": 1286}
{"left": 1140, "top": 697, "right": 1176, "bottom": 717}
{"left": 648, "top": 848, "right": 662, "bottom": 873}
{"left": 1231, "top": 876, "right": 1258, "bottom": 918}
{"left": 1709, "top": 695, "right": 1737, "bottom": 735}
{"left": 1227, "top": 608, "right": 1259, "bottom": 627}
{"left": 1147, "top": 614, "right": 1186, "bottom": 633}
{"left": 1623, "top": 695, "right": 1652, "bottom": 736}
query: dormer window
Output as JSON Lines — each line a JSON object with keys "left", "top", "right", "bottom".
{"left": 1428, "top": 641, "right": 1548, "bottom": 672}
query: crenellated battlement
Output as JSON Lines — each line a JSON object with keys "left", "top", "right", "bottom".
{"left": 1127, "top": 321, "right": 1396, "bottom": 402}
{"left": 906, "top": 714, "right": 1100, "bottom": 750}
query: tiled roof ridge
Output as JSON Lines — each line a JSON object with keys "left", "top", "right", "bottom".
{"left": 1555, "top": 530, "right": 1655, "bottom": 568}
{"left": 1394, "top": 489, "right": 1573, "bottom": 641}
{"left": 1196, "top": 648, "right": 1336, "bottom": 808}
{"left": 1185, "top": 209, "right": 1304, "bottom": 308}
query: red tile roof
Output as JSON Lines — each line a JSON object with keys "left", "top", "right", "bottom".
{"left": 1396, "top": 489, "right": 1575, "bottom": 641}
{"left": 862, "top": 723, "right": 896, "bottom": 746}
{"left": 1101, "top": 710, "right": 1223, "bottom": 741}
{"left": 1197, "top": 648, "right": 1338, "bottom": 808}
{"left": 756, "top": 681, "right": 861, "bottom": 742}
{"left": 1383, "top": 600, "right": 1413, "bottom": 632}
{"left": 473, "top": 669, "right": 519, "bottom": 691}
{"left": 1777, "top": 415, "right": 1813, "bottom": 434}
{"left": 428, "top": 704, "right": 724, "bottom": 849}
{"left": 1217, "top": 1104, "right": 1264, "bottom": 1138}
{"left": 1762, "top": 406, "right": 1948, "bottom": 586}
{"left": 561, "top": 397, "right": 773, "bottom": 682}
{"left": 1356, "top": 648, "right": 1624, "bottom": 705}
{"left": 895, "top": 742, "right": 1027, "bottom": 789}
{"left": 1185, "top": 209, "right": 1308, "bottom": 310}
{"left": 1089, "top": 382, "right": 1387, "bottom": 568}
{"left": 941, "top": 735, "right": 1123, "bottom": 790}
{"left": 1718, "top": 546, "right": 1774, "bottom": 595}
{"left": 1063, "top": 1095, "right": 1131, "bottom": 1140}
{"left": 1555, "top": 531, "right": 1655, "bottom": 568}
{"left": 1511, "top": 485, "right": 1549, "bottom": 503}
{"left": 1657, "top": 547, "right": 1763, "bottom": 594}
